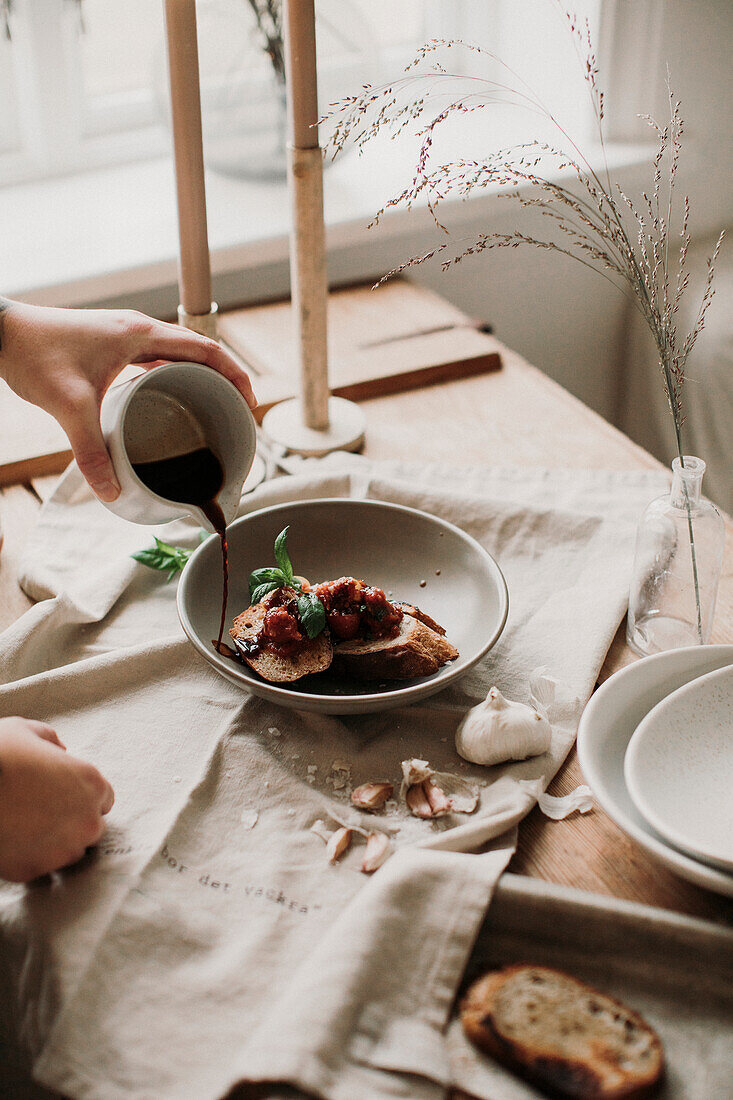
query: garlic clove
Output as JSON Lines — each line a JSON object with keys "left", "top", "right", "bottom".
{"left": 326, "top": 827, "right": 352, "bottom": 863}
{"left": 360, "top": 831, "right": 391, "bottom": 873}
{"left": 310, "top": 818, "right": 332, "bottom": 843}
{"left": 351, "top": 781, "right": 394, "bottom": 811}
{"left": 424, "top": 779, "right": 452, "bottom": 816}
{"left": 399, "top": 758, "right": 459, "bottom": 818}
{"left": 406, "top": 778, "right": 453, "bottom": 818}
{"left": 455, "top": 685, "right": 552, "bottom": 767}
{"left": 432, "top": 772, "right": 479, "bottom": 814}
{"left": 405, "top": 780, "right": 433, "bottom": 818}
{"left": 400, "top": 757, "right": 434, "bottom": 796}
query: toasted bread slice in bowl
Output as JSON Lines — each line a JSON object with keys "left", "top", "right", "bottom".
{"left": 332, "top": 613, "right": 458, "bottom": 681}
{"left": 230, "top": 601, "right": 333, "bottom": 683}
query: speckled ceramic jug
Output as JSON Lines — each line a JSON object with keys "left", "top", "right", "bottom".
{"left": 99, "top": 361, "right": 256, "bottom": 531}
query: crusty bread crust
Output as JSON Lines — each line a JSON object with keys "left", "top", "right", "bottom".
{"left": 230, "top": 602, "right": 333, "bottom": 683}
{"left": 331, "top": 613, "right": 458, "bottom": 681}
{"left": 398, "top": 602, "right": 446, "bottom": 636}
{"left": 460, "top": 965, "right": 664, "bottom": 1100}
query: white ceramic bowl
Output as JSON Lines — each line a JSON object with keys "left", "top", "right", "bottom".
{"left": 624, "top": 664, "right": 733, "bottom": 872}
{"left": 177, "top": 498, "right": 509, "bottom": 714}
{"left": 577, "top": 645, "right": 733, "bottom": 897}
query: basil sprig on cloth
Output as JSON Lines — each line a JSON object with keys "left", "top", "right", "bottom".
{"left": 132, "top": 537, "right": 196, "bottom": 581}
{"left": 132, "top": 531, "right": 208, "bottom": 581}
{"left": 248, "top": 526, "right": 326, "bottom": 639}
{"left": 133, "top": 526, "right": 326, "bottom": 640}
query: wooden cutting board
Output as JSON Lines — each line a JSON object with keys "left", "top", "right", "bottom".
{"left": 219, "top": 280, "right": 502, "bottom": 420}
{"left": 0, "top": 280, "right": 501, "bottom": 485}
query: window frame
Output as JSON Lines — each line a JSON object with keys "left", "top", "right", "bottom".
{"left": 4, "top": 0, "right": 666, "bottom": 193}
{"left": 0, "top": 0, "right": 502, "bottom": 189}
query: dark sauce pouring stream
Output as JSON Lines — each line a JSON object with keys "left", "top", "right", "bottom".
{"left": 131, "top": 447, "right": 236, "bottom": 658}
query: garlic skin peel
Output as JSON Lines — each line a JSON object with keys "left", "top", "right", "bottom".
{"left": 455, "top": 687, "right": 552, "bottom": 766}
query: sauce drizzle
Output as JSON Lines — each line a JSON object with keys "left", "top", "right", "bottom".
{"left": 132, "top": 447, "right": 231, "bottom": 656}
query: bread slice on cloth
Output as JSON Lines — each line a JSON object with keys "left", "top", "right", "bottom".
{"left": 460, "top": 964, "right": 664, "bottom": 1099}
{"left": 331, "top": 612, "right": 458, "bottom": 681}
{"left": 230, "top": 602, "right": 333, "bottom": 683}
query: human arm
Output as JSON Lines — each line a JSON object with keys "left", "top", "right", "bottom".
{"left": 0, "top": 716, "right": 115, "bottom": 883}
{"left": 0, "top": 298, "right": 256, "bottom": 502}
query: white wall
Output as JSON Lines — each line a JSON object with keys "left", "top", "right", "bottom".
{"left": 408, "top": 0, "right": 733, "bottom": 428}
{"left": 405, "top": 223, "right": 630, "bottom": 421}
{"left": 394, "top": 221, "right": 629, "bottom": 424}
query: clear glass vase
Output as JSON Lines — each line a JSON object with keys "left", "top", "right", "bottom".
{"left": 155, "top": 0, "right": 379, "bottom": 182}
{"left": 627, "top": 456, "right": 725, "bottom": 656}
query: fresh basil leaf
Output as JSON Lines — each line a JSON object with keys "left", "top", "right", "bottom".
{"left": 152, "top": 537, "right": 182, "bottom": 556}
{"left": 132, "top": 538, "right": 194, "bottom": 582}
{"left": 250, "top": 580, "right": 282, "bottom": 604}
{"left": 248, "top": 567, "right": 287, "bottom": 601}
{"left": 297, "top": 592, "right": 326, "bottom": 639}
{"left": 249, "top": 566, "right": 286, "bottom": 584}
{"left": 273, "top": 526, "right": 293, "bottom": 584}
{"left": 132, "top": 548, "right": 162, "bottom": 567}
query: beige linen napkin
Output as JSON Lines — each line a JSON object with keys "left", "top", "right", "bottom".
{"left": 0, "top": 459, "right": 667, "bottom": 1100}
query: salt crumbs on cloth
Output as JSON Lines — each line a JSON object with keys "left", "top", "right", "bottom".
{"left": 0, "top": 457, "right": 667, "bottom": 1100}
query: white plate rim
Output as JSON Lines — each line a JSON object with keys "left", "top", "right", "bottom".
{"left": 624, "top": 664, "right": 733, "bottom": 871}
{"left": 577, "top": 645, "right": 733, "bottom": 897}
{"left": 177, "top": 497, "right": 509, "bottom": 714}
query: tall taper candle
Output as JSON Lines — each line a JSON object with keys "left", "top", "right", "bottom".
{"left": 283, "top": 0, "right": 330, "bottom": 429}
{"left": 163, "top": 0, "right": 213, "bottom": 320}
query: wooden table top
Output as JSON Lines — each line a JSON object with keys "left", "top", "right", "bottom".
{"left": 1, "top": 337, "right": 731, "bottom": 926}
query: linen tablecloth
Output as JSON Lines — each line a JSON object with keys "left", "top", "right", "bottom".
{"left": 0, "top": 457, "right": 667, "bottom": 1099}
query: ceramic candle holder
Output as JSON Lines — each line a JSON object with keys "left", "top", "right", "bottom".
{"left": 99, "top": 361, "right": 257, "bottom": 530}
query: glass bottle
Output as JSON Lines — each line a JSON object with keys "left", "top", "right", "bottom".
{"left": 627, "top": 457, "right": 725, "bottom": 656}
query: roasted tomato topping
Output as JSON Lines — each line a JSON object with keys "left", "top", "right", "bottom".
{"left": 258, "top": 586, "right": 306, "bottom": 656}
{"left": 263, "top": 604, "right": 302, "bottom": 644}
{"left": 244, "top": 578, "right": 403, "bottom": 663}
{"left": 313, "top": 577, "right": 402, "bottom": 641}
{"left": 328, "top": 611, "right": 361, "bottom": 640}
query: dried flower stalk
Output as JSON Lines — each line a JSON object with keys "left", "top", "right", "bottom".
{"left": 244, "top": 0, "right": 285, "bottom": 85}
{"left": 324, "top": 5, "right": 724, "bottom": 640}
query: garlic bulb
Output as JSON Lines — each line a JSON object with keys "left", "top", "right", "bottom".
{"left": 455, "top": 687, "right": 552, "bottom": 766}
